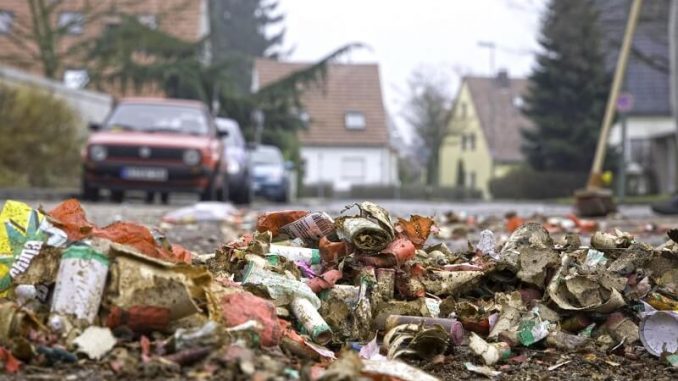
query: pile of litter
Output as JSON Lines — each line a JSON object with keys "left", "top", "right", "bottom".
{"left": 0, "top": 199, "right": 676, "bottom": 379}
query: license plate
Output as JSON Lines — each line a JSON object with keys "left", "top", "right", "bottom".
{"left": 121, "top": 167, "right": 168, "bottom": 181}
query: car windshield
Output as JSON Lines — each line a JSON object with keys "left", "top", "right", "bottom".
{"left": 105, "top": 104, "right": 209, "bottom": 135}
{"left": 219, "top": 122, "right": 244, "bottom": 147}
{"left": 252, "top": 147, "right": 282, "bottom": 165}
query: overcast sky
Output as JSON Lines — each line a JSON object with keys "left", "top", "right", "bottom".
{"left": 276, "top": 0, "right": 546, "bottom": 142}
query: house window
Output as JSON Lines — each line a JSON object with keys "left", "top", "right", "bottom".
{"left": 137, "top": 14, "right": 158, "bottom": 29}
{"left": 0, "top": 10, "right": 14, "bottom": 34}
{"left": 513, "top": 96, "right": 524, "bottom": 109}
{"left": 467, "top": 171, "right": 477, "bottom": 189}
{"left": 341, "top": 157, "right": 365, "bottom": 180}
{"left": 468, "top": 133, "right": 476, "bottom": 150}
{"left": 345, "top": 111, "right": 366, "bottom": 130}
{"left": 461, "top": 134, "right": 475, "bottom": 151}
{"left": 58, "top": 12, "right": 84, "bottom": 35}
{"left": 299, "top": 110, "right": 310, "bottom": 128}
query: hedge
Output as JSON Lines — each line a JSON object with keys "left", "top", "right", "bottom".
{"left": 0, "top": 84, "right": 82, "bottom": 187}
{"left": 489, "top": 167, "right": 589, "bottom": 199}
{"left": 349, "top": 184, "right": 482, "bottom": 200}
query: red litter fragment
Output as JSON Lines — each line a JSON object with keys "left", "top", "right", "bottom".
{"left": 306, "top": 269, "right": 343, "bottom": 293}
{"left": 256, "top": 210, "right": 308, "bottom": 236}
{"left": 0, "top": 347, "right": 21, "bottom": 373}
{"left": 48, "top": 198, "right": 94, "bottom": 240}
{"left": 382, "top": 236, "right": 416, "bottom": 264}
{"left": 220, "top": 292, "right": 281, "bottom": 347}
{"left": 106, "top": 306, "right": 171, "bottom": 333}
{"left": 140, "top": 335, "right": 152, "bottom": 363}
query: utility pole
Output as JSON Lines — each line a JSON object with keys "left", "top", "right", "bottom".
{"left": 670, "top": 0, "right": 678, "bottom": 193}
{"left": 252, "top": 109, "right": 265, "bottom": 147}
{"left": 477, "top": 41, "right": 496, "bottom": 75}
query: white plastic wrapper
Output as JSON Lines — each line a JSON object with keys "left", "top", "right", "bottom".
{"left": 280, "top": 212, "right": 335, "bottom": 241}
{"left": 477, "top": 230, "right": 499, "bottom": 260}
{"left": 425, "top": 298, "right": 441, "bottom": 318}
{"left": 363, "top": 359, "right": 440, "bottom": 381}
{"left": 242, "top": 261, "right": 321, "bottom": 309}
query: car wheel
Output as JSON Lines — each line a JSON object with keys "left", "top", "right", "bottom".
{"left": 145, "top": 192, "right": 155, "bottom": 204}
{"left": 200, "top": 185, "right": 215, "bottom": 201}
{"left": 275, "top": 189, "right": 289, "bottom": 203}
{"left": 111, "top": 190, "right": 125, "bottom": 203}
{"left": 217, "top": 177, "right": 229, "bottom": 202}
{"left": 200, "top": 177, "right": 217, "bottom": 201}
{"left": 230, "top": 181, "right": 252, "bottom": 205}
{"left": 82, "top": 179, "right": 100, "bottom": 202}
{"left": 161, "top": 192, "right": 170, "bottom": 205}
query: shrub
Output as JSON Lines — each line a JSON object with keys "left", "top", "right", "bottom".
{"left": 349, "top": 184, "right": 482, "bottom": 200}
{"left": 489, "top": 167, "right": 589, "bottom": 199}
{"left": 0, "top": 84, "right": 82, "bottom": 187}
{"left": 301, "top": 182, "right": 334, "bottom": 198}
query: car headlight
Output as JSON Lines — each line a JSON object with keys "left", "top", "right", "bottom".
{"left": 90, "top": 145, "right": 107, "bottom": 161}
{"left": 268, "top": 170, "right": 283, "bottom": 182}
{"left": 183, "top": 149, "right": 201, "bottom": 166}
{"left": 227, "top": 161, "right": 240, "bottom": 174}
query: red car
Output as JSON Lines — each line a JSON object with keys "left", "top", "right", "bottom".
{"left": 82, "top": 98, "right": 229, "bottom": 203}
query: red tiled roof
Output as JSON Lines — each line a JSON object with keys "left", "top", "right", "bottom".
{"left": 465, "top": 76, "right": 533, "bottom": 162}
{"left": 254, "top": 59, "right": 390, "bottom": 146}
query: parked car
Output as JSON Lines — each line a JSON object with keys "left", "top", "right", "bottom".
{"left": 215, "top": 117, "right": 252, "bottom": 204}
{"left": 250, "top": 144, "right": 291, "bottom": 202}
{"left": 82, "top": 98, "right": 229, "bottom": 203}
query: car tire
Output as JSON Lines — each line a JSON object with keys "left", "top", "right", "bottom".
{"left": 200, "top": 184, "right": 215, "bottom": 201}
{"left": 82, "top": 180, "right": 100, "bottom": 202}
{"left": 111, "top": 190, "right": 125, "bottom": 203}
{"left": 230, "top": 181, "right": 252, "bottom": 205}
{"left": 200, "top": 175, "right": 219, "bottom": 201}
{"left": 145, "top": 192, "right": 155, "bottom": 204}
{"left": 161, "top": 192, "right": 170, "bottom": 205}
{"left": 275, "top": 189, "right": 289, "bottom": 203}
{"left": 217, "top": 177, "right": 229, "bottom": 202}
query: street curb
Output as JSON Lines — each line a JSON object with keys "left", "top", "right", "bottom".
{"left": 0, "top": 188, "right": 80, "bottom": 201}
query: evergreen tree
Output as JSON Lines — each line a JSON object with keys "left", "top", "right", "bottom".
{"left": 210, "top": 0, "right": 284, "bottom": 59}
{"left": 522, "top": 0, "right": 609, "bottom": 172}
{"left": 209, "top": 0, "right": 285, "bottom": 94}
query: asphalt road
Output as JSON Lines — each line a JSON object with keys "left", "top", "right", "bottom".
{"left": 10, "top": 193, "right": 659, "bottom": 227}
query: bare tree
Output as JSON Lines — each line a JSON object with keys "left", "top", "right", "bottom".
{"left": 0, "top": 0, "right": 115, "bottom": 78}
{"left": 403, "top": 68, "right": 456, "bottom": 186}
{"left": 598, "top": 0, "right": 671, "bottom": 74}
{"left": 0, "top": 0, "right": 188, "bottom": 80}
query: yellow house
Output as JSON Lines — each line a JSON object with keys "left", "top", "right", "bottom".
{"left": 439, "top": 71, "right": 532, "bottom": 198}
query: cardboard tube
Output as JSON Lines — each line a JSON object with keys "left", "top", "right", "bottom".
{"left": 291, "top": 297, "right": 333, "bottom": 345}
{"left": 375, "top": 268, "right": 395, "bottom": 300}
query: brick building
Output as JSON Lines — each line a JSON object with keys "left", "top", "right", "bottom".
{"left": 0, "top": 0, "right": 208, "bottom": 92}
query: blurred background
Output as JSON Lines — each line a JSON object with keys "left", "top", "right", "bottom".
{"left": 0, "top": 0, "right": 676, "bottom": 213}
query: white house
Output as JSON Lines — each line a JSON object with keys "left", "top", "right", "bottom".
{"left": 254, "top": 59, "right": 398, "bottom": 193}
{"left": 601, "top": 0, "right": 677, "bottom": 195}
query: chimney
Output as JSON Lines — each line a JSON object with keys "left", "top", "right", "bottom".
{"left": 496, "top": 69, "right": 510, "bottom": 87}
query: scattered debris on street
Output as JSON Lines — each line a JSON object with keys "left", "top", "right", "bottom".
{"left": 0, "top": 199, "right": 676, "bottom": 379}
